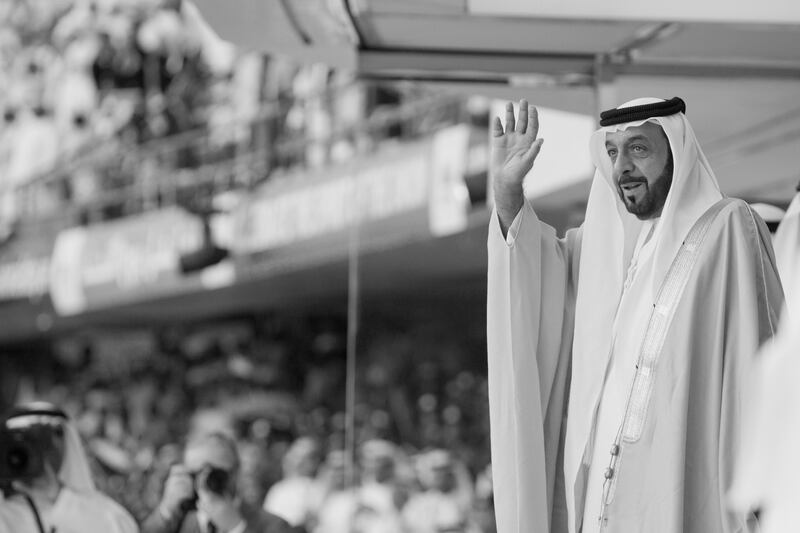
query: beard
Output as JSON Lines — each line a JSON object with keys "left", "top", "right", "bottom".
{"left": 616, "top": 156, "right": 674, "bottom": 220}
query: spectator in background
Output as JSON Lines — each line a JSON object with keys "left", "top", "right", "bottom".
{"left": 356, "top": 439, "right": 406, "bottom": 533}
{"left": 0, "top": 402, "right": 139, "bottom": 533}
{"left": 263, "top": 437, "right": 322, "bottom": 530}
{"left": 470, "top": 465, "right": 494, "bottom": 533}
{"left": 313, "top": 449, "right": 348, "bottom": 507}
{"left": 402, "top": 450, "right": 476, "bottom": 533}
{"left": 314, "top": 440, "right": 405, "bottom": 533}
{"left": 4, "top": 101, "right": 61, "bottom": 216}
{"left": 143, "top": 431, "right": 293, "bottom": 533}
{"left": 0, "top": 99, "right": 18, "bottom": 239}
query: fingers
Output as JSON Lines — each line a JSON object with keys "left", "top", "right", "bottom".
{"left": 504, "top": 102, "right": 515, "bottom": 134}
{"left": 491, "top": 116, "right": 504, "bottom": 138}
{"left": 526, "top": 105, "right": 539, "bottom": 139}
{"left": 168, "top": 465, "right": 192, "bottom": 484}
{"left": 516, "top": 100, "right": 528, "bottom": 134}
{"left": 524, "top": 138, "right": 544, "bottom": 163}
{"left": 11, "top": 480, "right": 29, "bottom": 495}
{"left": 497, "top": 101, "right": 538, "bottom": 137}
{"left": 170, "top": 464, "right": 189, "bottom": 476}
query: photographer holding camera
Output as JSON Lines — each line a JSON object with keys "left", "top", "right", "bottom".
{"left": 143, "top": 432, "right": 293, "bottom": 533}
{"left": 0, "top": 402, "right": 139, "bottom": 533}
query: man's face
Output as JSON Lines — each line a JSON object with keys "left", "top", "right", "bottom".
{"left": 362, "top": 455, "right": 394, "bottom": 483}
{"left": 431, "top": 465, "right": 455, "bottom": 492}
{"left": 605, "top": 122, "right": 674, "bottom": 220}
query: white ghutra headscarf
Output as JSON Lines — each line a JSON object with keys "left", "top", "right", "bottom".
{"left": 2, "top": 403, "right": 95, "bottom": 494}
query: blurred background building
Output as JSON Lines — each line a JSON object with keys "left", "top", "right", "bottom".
{"left": 0, "top": 1, "right": 798, "bottom": 531}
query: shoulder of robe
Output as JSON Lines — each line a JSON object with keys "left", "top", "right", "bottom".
{"left": 692, "top": 197, "right": 779, "bottom": 285}
{"left": 716, "top": 197, "right": 759, "bottom": 221}
{"left": 703, "top": 197, "right": 768, "bottom": 242}
{"left": 89, "top": 492, "right": 138, "bottom": 530}
{"left": 241, "top": 504, "right": 294, "bottom": 533}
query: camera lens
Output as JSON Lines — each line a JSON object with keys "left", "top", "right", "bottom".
{"left": 5, "top": 446, "right": 29, "bottom": 475}
{"left": 203, "top": 468, "right": 229, "bottom": 495}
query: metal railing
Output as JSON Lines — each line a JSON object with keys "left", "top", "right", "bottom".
{"left": 7, "top": 88, "right": 476, "bottom": 232}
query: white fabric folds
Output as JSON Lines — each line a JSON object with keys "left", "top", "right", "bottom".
{"left": 486, "top": 97, "right": 782, "bottom": 533}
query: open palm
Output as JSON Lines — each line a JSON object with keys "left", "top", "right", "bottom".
{"left": 491, "top": 100, "right": 543, "bottom": 188}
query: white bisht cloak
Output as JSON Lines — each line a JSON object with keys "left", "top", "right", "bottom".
{"left": 729, "top": 192, "right": 800, "bottom": 533}
{"left": 487, "top": 101, "right": 783, "bottom": 533}
{"left": 772, "top": 190, "right": 800, "bottom": 310}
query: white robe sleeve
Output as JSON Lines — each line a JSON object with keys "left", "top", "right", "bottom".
{"left": 487, "top": 200, "right": 580, "bottom": 533}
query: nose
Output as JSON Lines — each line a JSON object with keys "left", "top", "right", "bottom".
{"left": 613, "top": 151, "right": 634, "bottom": 177}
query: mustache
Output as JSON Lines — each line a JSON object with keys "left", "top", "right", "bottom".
{"left": 617, "top": 176, "right": 648, "bottom": 187}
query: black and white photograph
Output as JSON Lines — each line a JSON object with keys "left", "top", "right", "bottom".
{"left": 0, "top": 1, "right": 798, "bottom": 532}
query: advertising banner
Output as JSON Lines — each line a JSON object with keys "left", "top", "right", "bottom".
{"left": 233, "top": 125, "right": 478, "bottom": 276}
{"left": 50, "top": 207, "right": 228, "bottom": 316}
{"left": 0, "top": 250, "right": 50, "bottom": 301}
{"left": 234, "top": 146, "right": 429, "bottom": 254}
{"left": 45, "top": 125, "right": 480, "bottom": 316}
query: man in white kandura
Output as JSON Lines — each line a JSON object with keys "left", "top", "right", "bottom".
{"left": 770, "top": 182, "right": 800, "bottom": 308}
{"left": 728, "top": 183, "right": 800, "bottom": 533}
{"left": 486, "top": 97, "right": 783, "bottom": 533}
{"left": 0, "top": 402, "right": 139, "bottom": 533}
{"left": 728, "top": 236, "right": 800, "bottom": 533}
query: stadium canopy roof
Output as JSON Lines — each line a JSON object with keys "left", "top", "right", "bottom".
{"left": 194, "top": 0, "right": 800, "bottom": 204}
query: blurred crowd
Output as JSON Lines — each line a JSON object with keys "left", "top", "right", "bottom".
{"left": 0, "top": 0, "right": 486, "bottom": 235}
{"left": 1, "top": 2, "right": 495, "bottom": 531}
{"left": 3, "top": 313, "right": 496, "bottom": 532}
{"left": 0, "top": 0, "right": 264, "bottom": 230}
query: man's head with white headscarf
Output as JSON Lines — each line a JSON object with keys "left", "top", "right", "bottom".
{"left": 582, "top": 96, "right": 722, "bottom": 299}
{"left": 0, "top": 401, "right": 95, "bottom": 496}
{"left": 564, "top": 96, "right": 725, "bottom": 527}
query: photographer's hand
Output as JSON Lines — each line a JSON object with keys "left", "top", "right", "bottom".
{"left": 158, "top": 465, "right": 195, "bottom": 521}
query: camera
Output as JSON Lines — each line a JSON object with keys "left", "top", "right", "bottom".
{"left": 0, "top": 428, "right": 47, "bottom": 486}
{"left": 196, "top": 467, "right": 230, "bottom": 495}
{"left": 0, "top": 406, "right": 66, "bottom": 489}
{"left": 180, "top": 466, "right": 231, "bottom": 511}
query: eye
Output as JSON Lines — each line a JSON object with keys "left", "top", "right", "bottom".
{"left": 606, "top": 148, "right": 617, "bottom": 159}
{"left": 631, "top": 144, "right": 647, "bottom": 154}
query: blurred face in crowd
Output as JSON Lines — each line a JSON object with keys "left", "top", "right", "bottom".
{"left": 605, "top": 122, "right": 674, "bottom": 220}
{"left": 427, "top": 452, "right": 456, "bottom": 492}
{"left": 431, "top": 464, "right": 455, "bottom": 492}
{"left": 324, "top": 450, "right": 348, "bottom": 489}
{"left": 360, "top": 440, "right": 396, "bottom": 483}
{"left": 362, "top": 454, "right": 395, "bottom": 483}
{"left": 283, "top": 437, "right": 321, "bottom": 478}
{"left": 183, "top": 433, "right": 238, "bottom": 494}
{"left": 294, "top": 447, "right": 320, "bottom": 478}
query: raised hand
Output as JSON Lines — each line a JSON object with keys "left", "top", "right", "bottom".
{"left": 159, "top": 464, "right": 196, "bottom": 520}
{"left": 491, "top": 100, "right": 544, "bottom": 234}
